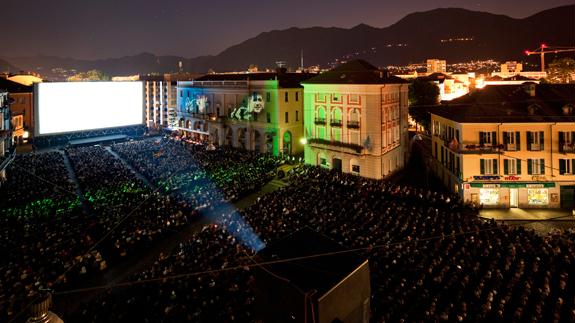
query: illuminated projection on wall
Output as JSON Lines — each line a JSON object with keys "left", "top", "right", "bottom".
{"left": 183, "top": 95, "right": 209, "bottom": 114}
{"left": 230, "top": 93, "right": 265, "bottom": 120}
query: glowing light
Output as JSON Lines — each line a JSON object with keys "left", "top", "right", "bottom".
{"left": 299, "top": 137, "right": 308, "bottom": 145}
{"left": 37, "top": 82, "right": 144, "bottom": 135}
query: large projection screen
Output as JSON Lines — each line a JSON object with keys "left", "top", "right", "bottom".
{"left": 35, "top": 81, "right": 144, "bottom": 136}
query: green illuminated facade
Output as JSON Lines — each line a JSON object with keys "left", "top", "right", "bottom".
{"left": 176, "top": 71, "right": 314, "bottom": 156}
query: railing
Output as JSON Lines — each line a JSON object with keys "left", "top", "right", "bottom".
{"left": 347, "top": 121, "right": 360, "bottom": 129}
{"left": 308, "top": 138, "right": 363, "bottom": 154}
{"left": 330, "top": 120, "right": 342, "bottom": 127}
{"left": 529, "top": 143, "right": 542, "bottom": 151}
{"left": 0, "top": 147, "right": 16, "bottom": 172}
{"left": 560, "top": 143, "right": 575, "bottom": 153}
{"left": 448, "top": 143, "right": 504, "bottom": 154}
{"left": 314, "top": 117, "right": 326, "bottom": 125}
{"left": 504, "top": 143, "right": 517, "bottom": 151}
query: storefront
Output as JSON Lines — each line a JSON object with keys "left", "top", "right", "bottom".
{"left": 463, "top": 180, "right": 559, "bottom": 209}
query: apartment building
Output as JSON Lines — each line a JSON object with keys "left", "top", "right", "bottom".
{"left": 431, "top": 83, "right": 575, "bottom": 208}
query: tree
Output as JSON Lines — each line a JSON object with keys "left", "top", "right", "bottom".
{"left": 408, "top": 78, "right": 440, "bottom": 131}
{"left": 547, "top": 58, "right": 575, "bottom": 83}
{"left": 67, "top": 69, "right": 110, "bottom": 81}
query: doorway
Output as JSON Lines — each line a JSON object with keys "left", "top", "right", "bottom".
{"left": 510, "top": 188, "right": 518, "bottom": 208}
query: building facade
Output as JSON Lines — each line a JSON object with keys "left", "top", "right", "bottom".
{"left": 176, "top": 71, "right": 313, "bottom": 156}
{"left": 431, "top": 83, "right": 575, "bottom": 209}
{"left": 427, "top": 59, "right": 447, "bottom": 74}
{"left": 302, "top": 60, "right": 410, "bottom": 179}
{"left": 0, "top": 91, "right": 15, "bottom": 184}
{"left": 0, "top": 78, "right": 33, "bottom": 145}
{"left": 141, "top": 73, "right": 201, "bottom": 130}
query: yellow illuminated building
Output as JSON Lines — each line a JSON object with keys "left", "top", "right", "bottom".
{"left": 431, "top": 83, "right": 575, "bottom": 209}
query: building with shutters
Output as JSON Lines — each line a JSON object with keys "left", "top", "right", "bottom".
{"left": 430, "top": 83, "right": 575, "bottom": 209}
{"left": 302, "top": 60, "right": 410, "bottom": 179}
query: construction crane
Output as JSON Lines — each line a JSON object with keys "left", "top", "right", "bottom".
{"left": 524, "top": 44, "right": 575, "bottom": 72}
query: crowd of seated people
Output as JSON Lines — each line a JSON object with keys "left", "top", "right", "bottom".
{"left": 0, "top": 152, "right": 88, "bottom": 322}
{"left": 71, "top": 166, "right": 575, "bottom": 322}
{"left": 112, "top": 138, "right": 279, "bottom": 204}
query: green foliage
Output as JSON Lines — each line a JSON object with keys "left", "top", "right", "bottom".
{"left": 67, "top": 69, "right": 111, "bottom": 81}
{"left": 547, "top": 58, "right": 575, "bottom": 83}
{"left": 408, "top": 79, "right": 440, "bottom": 131}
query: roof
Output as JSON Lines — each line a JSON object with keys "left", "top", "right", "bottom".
{"left": 302, "top": 59, "right": 409, "bottom": 85}
{"left": 432, "top": 84, "right": 575, "bottom": 123}
{"left": 256, "top": 227, "right": 366, "bottom": 296}
{"left": 0, "top": 78, "right": 33, "bottom": 93}
{"left": 484, "top": 75, "right": 536, "bottom": 82}
{"left": 7, "top": 75, "right": 43, "bottom": 86}
{"left": 195, "top": 72, "right": 316, "bottom": 88}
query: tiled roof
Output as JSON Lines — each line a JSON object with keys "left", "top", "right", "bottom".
{"left": 432, "top": 84, "right": 575, "bottom": 123}
{"left": 303, "top": 59, "right": 409, "bottom": 85}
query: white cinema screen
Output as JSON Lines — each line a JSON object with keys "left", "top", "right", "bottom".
{"left": 36, "top": 81, "right": 143, "bottom": 135}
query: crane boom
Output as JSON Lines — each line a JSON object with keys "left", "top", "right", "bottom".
{"left": 524, "top": 44, "right": 575, "bottom": 72}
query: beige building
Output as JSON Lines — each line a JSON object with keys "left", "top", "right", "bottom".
{"left": 176, "top": 71, "right": 314, "bottom": 156}
{"left": 302, "top": 60, "right": 410, "bottom": 179}
{"left": 427, "top": 59, "right": 447, "bottom": 74}
{"left": 431, "top": 83, "right": 575, "bottom": 209}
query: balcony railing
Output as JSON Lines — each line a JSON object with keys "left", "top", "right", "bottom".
{"left": 504, "top": 143, "right": 517, "bottom": 151}
{"left": 0, "top": 147, "right": 16, "bottom": 172}
{"left": 314, "top": 117, "right": 326, "bottom": 125}
{"left": 560, "top": 142, "right": 575, "bottom": 153}
{"left": 330, "top": 120, "right": 342, "bottom": 127}
{"left": 529, "top": 143, "right": 542, "bottom": 151}
{"left": 308, "top": 138, "right": 363, "bottom": 154}
{"left": 448, "top": 143, "right": 504, "bottom": 154}
{"left": 347, "top": 121, "right": 360, "bottom": 129}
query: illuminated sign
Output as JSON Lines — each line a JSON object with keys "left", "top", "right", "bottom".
{"left": 504, "top": 175, "right": 521, "bottom": 181}
{"left": 473, "top": 175, "right": 500, "bottom": 181}
{"left": 531, "top": 175, "right": 548, "bottom": 181}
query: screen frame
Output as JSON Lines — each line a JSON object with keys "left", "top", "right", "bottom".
{"left": 34, "top": 81, "right": 145, "bottom": 137}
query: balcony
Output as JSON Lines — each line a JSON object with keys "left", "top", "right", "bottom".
{"left": 330, "top": 119, "right": 343, "bottom": 127}
{"left": 560, "top": 142, "right": 575, "bottom": 153}
{"left": 448, "top": 143, "right": 503, "bottom": 154}
{"left": 347, "top": 121, "right": 360, "bottom": 129}
{"left": 504, "top": 143, "right": 517, "bottom": 151}
{"left": 308, "top": 138, "right": 363, "bottom": 154}
{"left": 529, "top": 143, "right": 542, "bottom": 151}
{"left": 314, "top": 117, "right": 326, "bottom": 125}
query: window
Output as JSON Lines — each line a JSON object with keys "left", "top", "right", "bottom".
{"left": 179, "top": 91, "right": 182, "bottom": 98}
{"left": 352, "top": 165, "right": 360, "bottom": 174}
{"left": 528, "top": 158, "right": 545, "bottom": 175}
{"left": 480, "top": 189, "right": 500, "bottom": 205}
{"left": 332, "top": 94, "right": 341, "bottom": 103}
{"left": 480, "top": 159, "right": 498, "bottom": 175}
{"left": 528, "top": 189, "right": 548, "bottom": 205}
{"left": 527, "top": 131, "right": 544, "bottom": 151}
{"left": 559, "top": 131, "right": 575, "bottom": 152}
{"left": 503, "top": 131, "right": 520, "bottom": 150}
{"left": 266, "top": 112, "right": 271, "bottom": 123}
{"left": 295, "top": 92, "right": 299, "bottom": 101}
{"left": 315, "top": 93, "right": 326, "bottom": 102}
{"left": 559, "top": 159, "right": 575, "bottom": 175}
{"left": 504, "top": 159, "right": 521, "bottom": 175}
{"left": 349, "top": 94, "right": 360, "bottom": 104}
{"left": 285, "top": 92, "right": 289, "bottom": 102}
{"left": 479, "top": 131, "right": 497, "bottom": 145}
{"left": 320, "top": 157, "right": 328, "bottom": 167}
{"left": 285, "top": 112, "right": 289, "bottom": 123}
{"left": 266, "top": 92, "right": 271, "bottom": 102}
{"left": 296, "top": 111, "right": 299, "bottom": 122}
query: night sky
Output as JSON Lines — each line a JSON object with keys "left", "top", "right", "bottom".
{"left": 3, "top": 0, "right": 573, "bottom": 60}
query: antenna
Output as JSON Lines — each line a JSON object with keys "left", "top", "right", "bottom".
{"left": 300, "top": 49, "right": 304, "bottom": 70}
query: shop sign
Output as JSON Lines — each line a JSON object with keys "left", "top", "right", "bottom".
{"left": 482, "top": 184, "right": 500, "bottom": 188}
{"left": 473, "top": 175, "right": 500, "bottom": 181}
{"left": 469, "top": 182, "right": 556, "bottom": 188}
{"left": 504, "top": 175, "right": 521, "bottom": 181}
{"left": 531, "top": 176, "right": 548, "bottom": 181}
{"left": 526, "top": 184, "right": 544, "bottom": 188}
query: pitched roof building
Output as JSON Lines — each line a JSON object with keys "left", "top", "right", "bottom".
{"left": 302, "top": 60, "right": 410, "bottom": 179}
